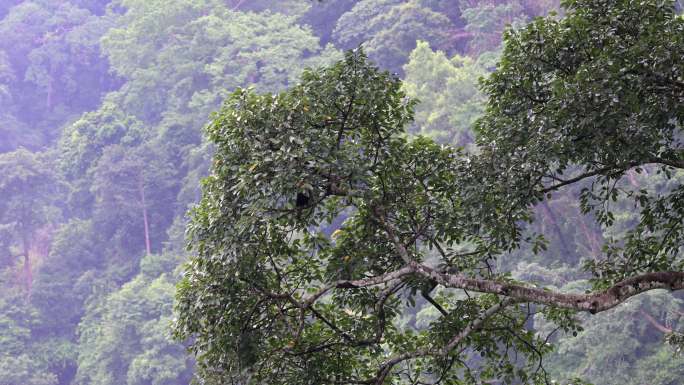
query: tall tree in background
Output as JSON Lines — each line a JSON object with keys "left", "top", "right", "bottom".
{"left": 90, "top": 144, "right": 176, "bottom": 258}
{"left": 0, "top": 149, "right": 60, "bottom": 294}
{"left": 175, "top": 0, "right": 684, "bottom": 383}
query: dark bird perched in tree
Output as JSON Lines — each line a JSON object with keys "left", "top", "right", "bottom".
{"left": 295, "top": 191, "right": 310, "bottom": 208}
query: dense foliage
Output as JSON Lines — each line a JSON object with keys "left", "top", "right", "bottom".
{"left": 177, "top": 1, "right": 684, "bottom": 384}
{"left": 0, "top": 1, "right": 682, "bottom": 385}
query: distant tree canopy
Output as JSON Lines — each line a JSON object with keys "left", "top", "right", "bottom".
{"left": 332, "top": 0, "right": 453, "bottom": 74}
{"left": 0, "top": 149, "right": 60, "bottom": 284}
{"left": 402, "top": 40, "right": 488, "bottom": 146}
{"left": 175, "top": 1, "right": 684, "bottom": 384}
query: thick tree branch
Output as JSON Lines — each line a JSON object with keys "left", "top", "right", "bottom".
{"left": 302, "top": 266, "right": 414, "bottom": 307}
{"left": 540, "top": 163, "right": 637, "bottom": 193}
{"left": 294, "top": 262, "right": 684, "bottom": 316}
{"left": 648, "top": 156, "right": 684, "bottom": 170}
{"left": 360, "top": 264, "right": 684, "bottom": 384}
{"left": 541, "top": 157, "right": 684, "bottom": 193}
{"left": 414, "top": 264, "right": 684, "bottom": 314}
{"left": 293, "top": 260, "right": 684, "bottom": 317}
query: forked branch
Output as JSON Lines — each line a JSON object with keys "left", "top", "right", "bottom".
{"left": 297, "top": 263, "right": 684, "bottom": 314}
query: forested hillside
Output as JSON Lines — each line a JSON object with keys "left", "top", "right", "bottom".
{"left": 0, "top": 1, "right": 682, "bottom": 385}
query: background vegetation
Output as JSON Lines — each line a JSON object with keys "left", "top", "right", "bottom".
{"left": 0, "top": 1, "right": 681, "bottom": 384}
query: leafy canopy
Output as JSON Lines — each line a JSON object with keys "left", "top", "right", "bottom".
{"left": 176, "top": 1, "right": 684, "bottom": 384}
{"left": 475, "top": 0, "right": 684, "bottom": 285}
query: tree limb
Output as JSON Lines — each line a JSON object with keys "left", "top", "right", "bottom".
{"left": 372, "top": 297, "right": 519, "bottom": 385}
{"left": 541, "top": 157, "right": 684, "bottom": 193}
{"left": 291, "top": 262, "right": 684, "bottom": 315}
{"left": 413, "top": 264, "right": 684, "bottom": 314}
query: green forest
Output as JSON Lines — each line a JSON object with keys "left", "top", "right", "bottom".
{"left": 0, "top": 1, "right": 683, "bottom": 384}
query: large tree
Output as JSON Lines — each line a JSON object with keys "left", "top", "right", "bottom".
{"left": 90, "top": 144, "right": 177, "bottom": 259}
{"left": 175, "top": 1, "right": 683, "bottom": 384}
{"left": 0, "top": 149, "right": 61, "bottom": 293}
